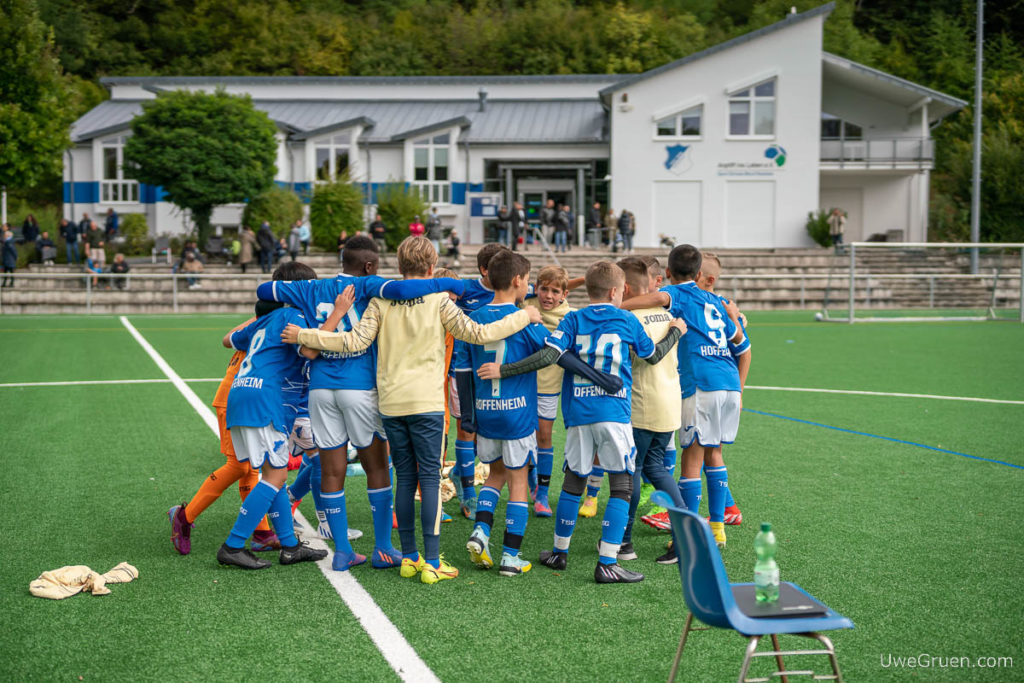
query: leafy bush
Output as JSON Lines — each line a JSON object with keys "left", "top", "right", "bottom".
{"left": 309, "top": 177, "right": 364, "bottom": 250}
{"left": 119, "top": 213, "right": 150, "bottom": 254}
{"left": 375, "top": 183, "right": 428, "bottom": 251}
{"left": 806, "top": 209, "right": 832, "bottom": 248}
{"left": 241, "top": 185, "right": 303, "bottom": 238}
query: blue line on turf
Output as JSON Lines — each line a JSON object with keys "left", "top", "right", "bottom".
{"left": 744, "top": 408, "right": 1024, "bottom": 471}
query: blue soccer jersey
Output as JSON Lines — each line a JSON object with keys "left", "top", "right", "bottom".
{"left": 467, "top": 304, "right": 549, "bottom": 439}
{"left": 226, "top": 307, "right": 308, "bottom": 434}
{"left": 266, "top": 275, "right": 390, "bottom": 392}
{"left": 282, "top": 361, "right": 311, "bottom": 421}
{"left": 546, "top": 303, "right": 655, "bottom": 427}
{"left": 662, "top": 281, "right": 744, "bottom": 392}
{"left": 457, "top": 278, "right": 496, "bottom": 312}
{"left": 717, "top": 294, "right": 752, "bottom": 360}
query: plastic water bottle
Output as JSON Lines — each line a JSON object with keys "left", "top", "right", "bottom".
{"left": 754, "top": 522, "right": 780, "bottom": 603}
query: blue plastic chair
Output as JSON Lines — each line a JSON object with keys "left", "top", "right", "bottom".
{"left": 651, "top": 492, "right": 854, "bottom": 683}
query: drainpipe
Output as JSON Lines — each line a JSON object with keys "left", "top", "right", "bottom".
{"left": 464, "top": 139, "right": 471, "bottom": 241}
{"left": 67, "top": 149, "right": 75, "bottom": 220}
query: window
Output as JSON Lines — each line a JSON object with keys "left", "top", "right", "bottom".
{"left": 100, "top": 135, "right": 139, "bottom": 203}
{"left": 729, "top": 78, "right": 775, "bottom": 137}
{"left": 411, "top": 133, "right": 451, "bottom": 203}
{"left": 820, "top": 113, "right": 862, "bottom": 140}
{"left": 654, "top": 105, "right": 702, "bottom": 138}
{"left": 314, "top": 132, "right": 351, "bottom": 182}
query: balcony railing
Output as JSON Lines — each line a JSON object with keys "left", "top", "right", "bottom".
{"left": 101, "top": 179, "right": 140, "bottom": 203}
{"left": 411, "top": 181, "right": 451, "bottom": 204}
{"left": 820, "top": 138, "right": 934, "bottom": 168}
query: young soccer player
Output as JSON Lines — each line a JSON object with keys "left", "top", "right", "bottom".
{"left": 463, "top": 251, "right": 549, "bottom": 576}
{"left": 622, "top": 245, "right": 747, "bottom": 553}
{"left": 529, "top": 265, "right": 574, "bottom": 517}
{"left": 168, "top": 303, "right": 281, "bottom": 556}
{"left": 284, "top": 237, "right": 542, "bottom": 584}
{"left": 256, "top": 235, "right": 462, "bottom": 570}
{"left": 695, "top": 252, "right": 748, "bottom": 525}
{"left": 615, "top": 258, "right": 688, "bottom": 560}
{"left": 478, "top": 261, "right": 684, "bottom": 583}
{"left": 217, "top": 261, "right": 327, "bottom": 570}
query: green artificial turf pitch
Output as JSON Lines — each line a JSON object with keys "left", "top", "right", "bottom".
{"left": 1, "top": 313, "right": 1022, "bottom": 682}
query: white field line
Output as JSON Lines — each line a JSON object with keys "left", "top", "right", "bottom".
{"left": 117, "top": 316, "right": 439, "bottom": 683}
{"left": 746, "top": 385, "right": 1024, "bottom": 406}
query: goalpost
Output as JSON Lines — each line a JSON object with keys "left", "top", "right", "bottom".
{"left": 819, "top": 242, "right": 1024, "bottom": 323}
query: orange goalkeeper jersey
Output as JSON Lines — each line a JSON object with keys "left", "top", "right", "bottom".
{"left": 212, "top": 351, "right": 246, "bottom": 409}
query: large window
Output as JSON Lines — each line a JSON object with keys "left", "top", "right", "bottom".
{"left": 315, "top": 132, "right": 351, "bottom": 182}
{"left": 821, "top": 113, "right": 862, "bottom": 140}
{"left": 412, "top": 133, "right": 450, "bottom": 204}
{"left": 100, "top": 135, "right": 139, "bottom": 203}
{"left": 728, "top": 79, "right": 776, "bottom": 137}
{"left": 655, "top": 105, "right": 702, "bottom": 138}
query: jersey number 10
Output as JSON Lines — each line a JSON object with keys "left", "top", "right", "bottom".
{"left": 574, "top": 333, "right": 623, "bottom": 385}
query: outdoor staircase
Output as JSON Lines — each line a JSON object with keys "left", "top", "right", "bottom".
{"left": 1, "top": 245, "right": 1019, "bottom": 314}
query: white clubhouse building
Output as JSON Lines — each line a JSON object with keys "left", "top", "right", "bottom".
{"left": 65, "top": 2, "right": 964, "bottom": 248}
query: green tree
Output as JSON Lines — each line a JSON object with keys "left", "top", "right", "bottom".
{"left": 0, "top": 0, "right": 77, "bottom": 200}
{"left": 242, "top": 185, "right": 303, "bottom": 238}
{"left": 375, "top": 183, "right": 427, "bottom": 251}
{"left": 309, "top": 177, "right": 365, "bottom": 250}
{"left": 124, "top": 90, "right": 278, "bottom": 247}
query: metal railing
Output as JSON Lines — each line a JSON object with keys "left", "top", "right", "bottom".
{"left": 820, "top": 137, "right": 934, "bottom": 168}
{"left": 100, "top": 179, "right": 140, "bottom": 203}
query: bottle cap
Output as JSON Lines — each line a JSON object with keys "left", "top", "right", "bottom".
{"left": 760, "top": 522, "right": 771, "bottom": 532}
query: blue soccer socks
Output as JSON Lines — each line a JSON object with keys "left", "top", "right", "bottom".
{"left": 321, "top": 489, "right": 353, "bottom": 555}
{"left": 536, "top": 447, "right": 554, "bottom": 499}
{"left": 226, "top": 480, "right": 278, "bottom": 549}
{"left": 455, "top": 439, "right": 477, "bottom": 500}
{"left": 553, "top": 492, "right": 581, "bottom": 553}
{"left": 367, "top": 486, "right": 395, "bottom": 552}
{"left": 288, "top": 456, "right": 312, "bottom": 501}
{"left": 678, "top": 477, "right": 702, "bottom": 514}
{"left": 503, "top": 501, "right": 529, "bottom": 556}
{"left": 475, "top": 486, "right": 500, "bottom": 536}
{"left": 598, "top": 497, "right": 629, "bottom": 565}
{"left": 663, "top": 443, "right": 677, "bottom": 474}
{"left": 268, "top": 485, "right": 298, "bottom": 548}
{"left": 705, "top": 466, "right": 729, "bottom": 523}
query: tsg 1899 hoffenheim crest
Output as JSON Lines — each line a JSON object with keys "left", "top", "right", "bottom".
{"left": 664, "top": 144, "right": 693, "bottom": 175}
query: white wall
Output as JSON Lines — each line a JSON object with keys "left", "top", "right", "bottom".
{"left": 820, "top": 172, "right": 920, "bottom": 241}
{"left": 609, "top": 15, "right": 826, "bottom": 248}
{"left": 821, "top": 81, "right": 915, "bottom": 138}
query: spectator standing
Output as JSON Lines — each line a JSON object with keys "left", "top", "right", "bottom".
{"left": 617, "top": 209, "right": 635, "bottom": 254}
{"left": 445, "top": 229, "right": 461, "bottom": 267}
{"left": 586, "top": 201, "right": 602, "bottom": 247}
{"left": 828, "top": 208, "right": 846, "bottom": 249}
{"left": 21, "top": 214, "right": 39, "bottom": 244}
{"left": 426, "top": 206, "right": 443, "bottom": 253}
{"left": 540, "top": 199, "right": 556, "bottom": 245}
{"left": 275, "top": 238, "right": 288, "bottom": 263}
{"left": 239, "top": 225, "right": 256, "bottom": 273}
{"left": 78, "top": 212, "right": 91, "bottom": 238}
{"left": 510, "top": 201, "right": 527, "bottom": 251}
{"left": 496, "top": 205, "right": 511, "bottom": 246}
{"left": 604, "top": 208, "right": 617, "bottom": 249}
{"left": 336, "top": 229, "right": 350, "bottom": 264}
{"left": 1, "top": 230, "right": 16, "bottom": 287}
{"left": 298, "top": 218, "right": 311, "bottom": 255}
{"left": 256, "top": 221, "right": 276, "bottom": 273}
{"left": 288, "top": 222, "right": 302, "bottom": 261}
{"left": 37, "top": 231, "right": 56, "bottom": 265}
{"left": 368, "top": 214, "right": 387, "bottom": 255}
{"left": 408, "top": 215, "right": 425, "bottom": 237}
{"left": 85, "top": 221, "right": 106, "bottom": 270}
{"left": 110, "top": 252, "right": 130, "bottom": 289}
{"left": 61, "top": 217, "right": 80, "bottom": 265}
{"left": 104, "top": 208, "right": 119, "bottom": 240}
{"left": 554, "top": 204, "right": 571, "bottom": 253}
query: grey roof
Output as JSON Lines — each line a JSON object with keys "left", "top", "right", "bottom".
{"left": 822, "top": 52, "right": 967, "bottom": 118}
{"left": 72, "top": 98, "right": 607, "bottom": 144}
{"left": 599, "top": 2, "right": 835, "bottom": 96}
{"left": 101, "top": 74, "right": 624, "bottom": 87}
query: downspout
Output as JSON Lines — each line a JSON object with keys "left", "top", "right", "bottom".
{"left": 464, "top": 139, "right": 471, "bottom": 242}
{"left": 66, "top": 148, "right": 75, "bottom": 219}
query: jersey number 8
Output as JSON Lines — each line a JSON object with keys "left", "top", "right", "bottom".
{"left": 237, "top": 328, "right": 266, "bottom": 377}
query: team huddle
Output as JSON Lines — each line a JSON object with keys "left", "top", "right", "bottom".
{"left": 168, "top": 234, "right": 751, "bottom": 585}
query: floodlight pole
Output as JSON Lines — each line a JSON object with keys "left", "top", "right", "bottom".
{"left": 969, "top": 0, "right": 984, "bottom": 274}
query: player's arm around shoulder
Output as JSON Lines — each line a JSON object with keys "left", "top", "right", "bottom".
{"left": 285, "top": 297, "right": 381, "bottom": 353}
{"left": 440, "top": 296, "right": 542, "bottom": 344}
{"left": 620, "top": 289, "right": 671, "bottom": 311}
{"left": 223, "top": 316, "right": 257, "bottom": 349}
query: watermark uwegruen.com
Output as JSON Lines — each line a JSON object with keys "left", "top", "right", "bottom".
{"left": 880, "top": 653, "right": 1013, "bottom": 670}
